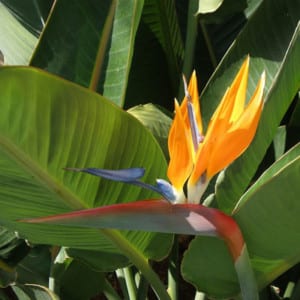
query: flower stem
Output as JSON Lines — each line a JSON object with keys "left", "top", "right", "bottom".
{"left": 234, "top": 245, "right": 259, "bottom": 300}
{"left": 102, "top": 277, "right": 123, "bottom": 300}
{"left": 116, "top": 268, "right": 129, "bottom": 299}
{"left": 167, "top": 235, "right": 178, "bottom": 300}
{"left": 123, "top": 266, "right": 137, "bottom": 300}
{"left": 136, "top": 273, "right": 149, "bottom": 300}
{"left": 101, "top": 229, "right": 171, "bottom": 300}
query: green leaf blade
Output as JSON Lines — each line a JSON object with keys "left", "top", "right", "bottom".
{"left": 0, "top": 66, "right": 172, "bottom": 266}
{"left": 0, "top": 3, "right": 37, "bottom": 65}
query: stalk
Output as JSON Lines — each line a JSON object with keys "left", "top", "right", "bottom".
{"left": 101, "top": 229, "right": 171, "bottom": 300}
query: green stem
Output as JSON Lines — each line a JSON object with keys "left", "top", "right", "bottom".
{"left": 102, "top": 229, "right": 170, "bottom": 300}
{"left": 116, "top": 268, "right": 129, "bottom": 300}
{"left": 234, "top": 245, "right": 259, "bottom": 300}
{"left": 123, "top": 266, "right": 137, "bottom": 300}
{"left": 167, "top": 235, "right": 178, "bottom": 300}
{"left": 102, "top": 277, "right": 123, "bottom": 300}
{"left": 136, "top": 273, "right": 149, "bottom": 300}
{"left": 48, "top": 246, "right": 63, "bottom": 294}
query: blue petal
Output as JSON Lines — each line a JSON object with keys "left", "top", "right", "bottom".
{"left": 65, "top": 168, "right": 176, "bottom": 202}
{"left": 182, "top": 74, "right": 203, "bottom": 151}
{"left": 155, "top": 179, "right": 176, "bottom": 202}
{"left": 65, "top": 167, "right": 145, "bottom": 182}
{"left": 187, "top": 101, "right": 203, "bottom": 151}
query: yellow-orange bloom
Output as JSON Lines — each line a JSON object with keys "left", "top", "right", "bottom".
{"left": 167, "top": 57, "right": 265, "bottom": 204}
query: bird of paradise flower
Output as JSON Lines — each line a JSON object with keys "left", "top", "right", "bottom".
{"left": 23, "top": 56, "right": 265, "bottom": 300}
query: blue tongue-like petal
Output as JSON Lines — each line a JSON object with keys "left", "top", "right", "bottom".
{"left": 187, "top": 101, "right": 203, "bottom": 151}
{"left": 182, "top": 74, "right": 203, "bottom": 152}
{"left": 64, "top": 167, "right": 145, "bottom": 182}
{"left": 64, "top": 167, "right": 176, "bottom": 202}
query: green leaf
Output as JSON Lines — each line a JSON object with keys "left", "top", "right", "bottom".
{"left": 141, "top": 0, "right": 184, "bottom": 93}
{"left": 0, "top": 227, "right": 30, "bottom": 269}
{"left": 1, "top": 0, "right": 52, "bottom": 36}
{"left": 12, "top": 284, "right": 59, "bottom": 300}
{"left": 128, "top": 104, "right": 172, "bottom": 159}
{"left": 124, "top": 1, "right": 184, "bottom": 109}
{"left": 289, "top": 92, "right": 300, "bottom": 127}
{"left": 30, "top": 1, "right": 113, "bottom": 89}
{"left": 0, "top": 66, "right": 172, "bottom": 268}
{"left": 273, "top": 126, "right": 286, "bottom": 160}
{"left": 100, "top": 0, "right": 145, "bottom": 105}
{"left": 236, "top": 143, "right": 300, "bottom": 207}
{"left": 17, "top": 246, "right": 51, "bottom": 286}
{"left": 199, "top": 0, "right": 248, "bottom": 23}
{"left": 57, "top": 260, "right": 107, "bottom": 300}
{"left": 66, "top": 248, "right": 129, "bottom": 272}
{"left": 197, "top": 0, "right": 224, "bottom": 14}
{"left": 203, "top": 0, "right": 300, "bottom": 213}
{"left": 0, "top": 269, "right": 16, "bottom": 288}
{"left": 30, "top": 0, "right": 144, "bottom": 107}
{"left": 198, "top": 0, "right": 263, "bottom": 67}
{"left": 234, "top": 146, "right": 300, "bottom": 288}
{"left": 0, "top": 3, "right": 37, "bottom": 65}
{"left": 0, "top": 227, "right": 29, "bottom": 287}
{"left": 182, "top": 237, "right": 239, "bottom": 298}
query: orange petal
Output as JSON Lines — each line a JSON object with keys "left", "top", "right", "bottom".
{"left": 206, "top": 72, "right": 265, "bottom": 178}
{"left": 167, "top": 100, "right": 193, "bottom": 189}
{"left": 209, "top": 56, "right": 250, "bottom": 132}
{"left": 230, "top": 72, "right": 265, "bottom": 132}
{"left": 190, "top": 68, "right": 264, "bottom": 182}
{"left": 228, "top": 56, "right": 250, "bottom": 123}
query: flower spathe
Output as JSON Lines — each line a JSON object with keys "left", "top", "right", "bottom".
{"left": 168, "top": 56, "right": 265, "bottom": 204}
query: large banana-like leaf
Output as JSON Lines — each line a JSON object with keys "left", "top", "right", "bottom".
{"left": 30, "top": 0, "right": 144, "bottom": 107}
{"left": 233, "top": 144, "right": 300, "bottom": 287}
{"left": 0, "top": 66, "right": 172, "bottom": 269}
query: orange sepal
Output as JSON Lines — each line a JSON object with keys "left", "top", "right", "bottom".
{"left": 167, "top": 100, "right": 193, "bottom": 189}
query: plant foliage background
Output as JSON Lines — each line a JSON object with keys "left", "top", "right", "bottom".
{"left": 0, "top": 0, "right": 299, "bottom": 299}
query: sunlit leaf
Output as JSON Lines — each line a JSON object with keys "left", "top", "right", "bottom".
{"left": 128, "top": 103, "right": 172, "bottom": 158}
{"left": 197, "top": 0, "right": 224, "bottom": 14}
{"left": 0, "top": 66, "right": 172, "bottom": 269}
{"left": 0, "top": 3, "right": 37, "bottom": 65}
